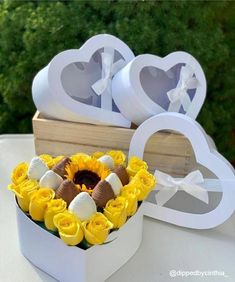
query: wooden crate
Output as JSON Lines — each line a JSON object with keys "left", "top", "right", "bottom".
{"left": 33, "top": 111, "right": 195, "bottom": 177}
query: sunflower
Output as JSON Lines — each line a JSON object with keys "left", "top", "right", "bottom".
{"left": 65, "top": 158, "right": 110, "bottom": 195}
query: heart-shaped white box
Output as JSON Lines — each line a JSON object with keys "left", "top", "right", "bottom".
{"left": 112, "top": 52, "right": 206, "bottom": 125}
{"left": 16, "top": 201, "right": 143, "bottom": 282}
{"left": 32, "top": 34, "right": 134, "bottom": 128}
{"left": 129, "top": 113, "right": 235, "bottom": 229}
{"left": 16, "top": 113, "right": 235, "bottom": 282}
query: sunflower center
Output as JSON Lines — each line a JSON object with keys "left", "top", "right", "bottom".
{"left": 73, "top": 170, "right": 100, "bottom": 190}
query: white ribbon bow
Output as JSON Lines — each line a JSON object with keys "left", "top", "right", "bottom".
{"left": 167, "top": 64, "right": 199, "bottom": 112}
{"left": 92, "top": 47, "right": 125, "bottom": 110}
{"left": 154, "top": 170, "right": 209, "bottom": 206}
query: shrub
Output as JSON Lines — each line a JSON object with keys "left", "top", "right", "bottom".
{"left": 0, "top": 0, "right": 234, "bottom": 161}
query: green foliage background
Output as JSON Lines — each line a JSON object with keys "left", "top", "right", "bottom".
{"left": 0, "top": 0, "right": 234, "bottom": 162}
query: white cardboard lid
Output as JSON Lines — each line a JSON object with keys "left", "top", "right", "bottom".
{"left": 32, "top": 34, "right": 135, "bottom": 128}
{"left": 128, "top": 112, "right": 235, "bottom": 229}
{"left": 112, "top": 51, "right": 207, "bottom": 125}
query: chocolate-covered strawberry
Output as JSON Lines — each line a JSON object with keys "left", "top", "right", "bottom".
{"left": 52, "top": 157, "right": 71, "bottom": 178}
{"left": 56, "top": 180, "right": 81, "bottom": 206}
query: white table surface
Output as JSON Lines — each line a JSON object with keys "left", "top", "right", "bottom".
{"left": 0, "top": 135, "right": 234, "bottom": 282}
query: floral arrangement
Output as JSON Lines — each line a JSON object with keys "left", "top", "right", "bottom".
{"left": 8, "top": 151, "right": 156, "bottom": 248}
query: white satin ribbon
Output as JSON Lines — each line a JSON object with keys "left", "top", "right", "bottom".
{"left": 154, "top": 170, "right": 209, "bottom": 206}
{"left": 167, "top": 64, "right": 199, "bottom": 112}
{"left": 92, "top": 47, "right": 125, "bottom": 110}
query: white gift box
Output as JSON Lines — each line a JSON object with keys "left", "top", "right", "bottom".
{"left": 129, "top": 113, "right": 235, "bottom": 229}
{"left": 16, "top": 201, "right": 144, "bottom": 282}
{"left": 16, "top": 113, "right": 235, "bottom": 282}
{"left": 112, "top": 52, "right": 206, "bottom": 125}
{"left": 32, "top": 34, "right": 134, "bottom": 128}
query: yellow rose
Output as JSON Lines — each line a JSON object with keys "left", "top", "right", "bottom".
{"left": 11, "top": 162, "right": 28, "bottom": 185}
{"left": 92, "top": 151, "right": 105, "bottom": 159}
{"left": 104, "top": 196, "right": 128, "bottom": 228}
{"left": 131, "top": 169, "right": 156, "bottom": 201}
{"left": 121, "top": 184, "right": 138, "bottom": 216}
{"left": 44, "top": 199, "right": 67, "bottom": 231}
{"left": 52, "top": 155, "right": 65, "bottom": 166}
{"left": 29, "top": 188, "right": 55, "bottom": 221}
{"left": 70, "top": 153, "right": 90, "bottom": 163}
{"left": 126, "top": 156, "right": 148, "bottom": 177}
{"left": 54, "top": 211, "right": 84, "bottom": 246}
{"left": 82, "top": 213, "right": 113, "bottom": 245}
{"left": 8, "top": 179, "right": 39, "bottom": 212}
{"left": 39, "top": 154, "right": 54, "bottom": 168}
{"left": 106, "top": 150, "right": 126, "bottom": 167}
{"left": 121, "top": 183, "right": 139, "bottom": 196}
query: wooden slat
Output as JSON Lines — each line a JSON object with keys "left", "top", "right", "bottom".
{"left": 33, "top": 112, "right": 193, "bottom": 157}
{"left": 33, "top": 111, "right": 196, "bottom": 176}
{"left": 35, "top": 138, "right": 190, "bottom": 177}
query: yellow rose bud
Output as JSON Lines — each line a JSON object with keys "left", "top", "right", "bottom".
{"left": 11, "top": 162, "right": 28, "bottom": 185}
{"left": 8, "top": 179, "right": 39, "bottom": 212}
{"left": 131, "top": 169, "right": 156, "bottom": 201}
{"left": 39, "top": 154, "right": 54, "bottom": 169}
{"left": 121, "top": 185, "right": 138, "bottom": 216}
{"left": 70, "top": 153, "right": 90, "bottom": 163}
{"left": 54, "top": 211, "right": 84, "bottom": 246}
{"left": 82, "top": 213, "right": 113, "bottom": 245}
{"left": 121, "top": 183, "right": 139, "bottom": 196}
{"left": 106, "top": 150, "right": 126, "bottom": 167}
{"left": 92, "top": 151, "right": 105, "bottom": 159}
{"left": 52, "top": 155, "right": 65, "bottom": 166}
{"left": 126, "top": 156, "right": 148, "bottom": 177}
{"left": 44, "top": 199, "right": 67, "bottom": 231}
{"left": 104, "top": 196, "right": 128, "bottom": 228}
{"left": 29, "top": 188, "right": 55, "bottom": 221}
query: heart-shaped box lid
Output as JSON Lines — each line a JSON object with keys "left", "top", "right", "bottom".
{"left": 129, "top": 112, "right": 235, "bottom": 229}
{"left": 32, "top": 34, "right": 135, "bottom": 128}
{"left": 112, "top": 52, "right": 206, "bottom": 125}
